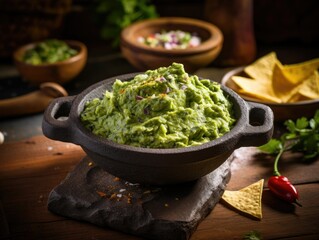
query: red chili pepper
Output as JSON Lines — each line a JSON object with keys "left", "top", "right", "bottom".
{"left": 268, "top": 146, "right": 302, "bottom": 206}
{"left": 268, "top": 175, "right": 301, "bottom": 206}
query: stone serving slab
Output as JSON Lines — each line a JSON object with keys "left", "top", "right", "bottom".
{"left": 48, "top": 156, "right": 232, "bottom": 240}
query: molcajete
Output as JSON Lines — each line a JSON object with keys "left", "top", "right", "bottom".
{"left": 42, "top": 72, "right": 274, "bottom": 185}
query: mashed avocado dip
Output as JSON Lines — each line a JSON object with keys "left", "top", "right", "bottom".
{"left": 81, "top": 63, "right": 235, "bottom": 148}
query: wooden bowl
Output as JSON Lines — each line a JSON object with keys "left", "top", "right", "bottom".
{"left": 13, "top": 40, "right": 87, "bottom": 86}
{"left": 120, "top": 17, "right": 223, "bottom": 73}
{"left": 221, "top": 67, "right": 319, "bottom": 122}
{"left": 42, "top": 73, "right": 274, "bottom": 185}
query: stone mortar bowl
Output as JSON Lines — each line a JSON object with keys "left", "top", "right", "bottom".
{"left": 42, "top": 73, "right": 274, "bottom": 185}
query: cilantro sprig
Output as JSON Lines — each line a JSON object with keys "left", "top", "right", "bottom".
{"left": 243, "top": 230, "right": 262, "bottom": 240}
{"left": 259, "top": 110, "right": 319, "bottom": 165}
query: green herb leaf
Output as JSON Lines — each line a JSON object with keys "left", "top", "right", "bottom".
{"left": 260, "top": 110, "right": 319, "bottom": 163}
{"left": 285, "top": 119, "right": 296, "bottom": 133}
{"left": 296, "top": 117, "right": 308, "bottom": 130}
{"left": 243, "top": 230, "right": 262, "bottom": 240}
{"left": 259, "top": 139, "right": 282, "bottom": 154}
{"left": 94, "top": 0, "right": 158, "bottom": 47}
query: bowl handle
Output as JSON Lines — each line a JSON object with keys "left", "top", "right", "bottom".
{"left": 238, "top": 101, "right": 274, "bottom": 147}
{"left": 42, "top": 96, "right": 75, "bottom": 142}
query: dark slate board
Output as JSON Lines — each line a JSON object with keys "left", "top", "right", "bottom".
{"left": 48, "top": 156, "right": 232, "bottom": 240}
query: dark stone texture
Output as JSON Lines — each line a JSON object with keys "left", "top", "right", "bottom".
{"left": 48, "top": 156, "right": 232, "bottom": 240}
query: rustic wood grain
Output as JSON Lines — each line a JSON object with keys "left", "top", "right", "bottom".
{"left": 0, "top": 135, "right": 318, "bottom": 240}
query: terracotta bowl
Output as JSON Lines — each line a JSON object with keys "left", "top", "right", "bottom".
{"left": 221, "top": 67, "right": 319, "bottom": 122}
{"left": 42, "top": 73, "right": 274, "bottom": 185}
{"left": 13, "top": 40, "right": 87, "bottom": 86}
{"left": 120, "top": 17, "right": 223, "bottom": 73}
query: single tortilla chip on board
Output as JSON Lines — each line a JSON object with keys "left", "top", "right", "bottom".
{"left": 222, "top": 179, "right": 264, "bottom": 220}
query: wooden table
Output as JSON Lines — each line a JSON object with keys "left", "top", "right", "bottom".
{"left": 0, "top": 134, "right": 318, "bottom": 240}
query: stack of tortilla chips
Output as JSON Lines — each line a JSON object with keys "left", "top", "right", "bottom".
{"left": 231, "top": 52, "right": 319, "bottom": 103}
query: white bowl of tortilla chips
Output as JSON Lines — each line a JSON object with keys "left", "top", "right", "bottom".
{"left": 221, "top": 52, "right": 319, "bottom": 121}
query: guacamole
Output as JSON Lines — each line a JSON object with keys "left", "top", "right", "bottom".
{"left": 22, "top": 39, "right": 78, "bottom": 65}
{"left": 81, "top": 63, "right": 235, "bottom": 148}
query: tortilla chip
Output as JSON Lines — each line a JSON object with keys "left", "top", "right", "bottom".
{"left": 272, "top": 60, "right": 301, "bottom": 103}
{"left": 231, "top": 76, "right": 282, "bottom": 103}
{"left": 244, "top": 52, "right": 277, "bottom": 83}
{"left": 287, "top": 92, "right": 304, "bottom": 103}
{"left": 230, "top": 52, "right": 319, "bottom": 104}
{"left": 281, "top": 58, "right": 319, "bottom": 85}
{"left": 298, "top": 70, "right": 319, "bottom": 99}
{"left": 222, "top": 179, "right": 264, "bottom": 220}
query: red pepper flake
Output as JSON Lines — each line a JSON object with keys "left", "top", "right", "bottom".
{"left": 113, "top": 177, "right": 120, "bottom": 182}
{"left": 110, "top": 193, "right": 117, "bottom": 200}
{"left": 96, "top": 191, "right": 107, "bottom": 197}
{"left": 126, "top": 193, "right": 133, "bottom": 204}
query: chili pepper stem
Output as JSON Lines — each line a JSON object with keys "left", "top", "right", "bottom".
{"left": 273, "top": 147, "right": 285, "bottom": 176}
{"left": 294, "top": 199, "right": 302, "bottom": 207}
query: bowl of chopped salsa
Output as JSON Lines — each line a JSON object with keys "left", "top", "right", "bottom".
{"left": 120, "top": 17, "right": 223, "bottom": 73}
{"left": 13, "top": 39, "right": 87, "bottom": 86}
{"left": 42, "top": 63, "right": 273, "bottom": 185}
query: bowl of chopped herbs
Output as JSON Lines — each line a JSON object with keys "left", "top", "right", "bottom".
{"left": 13, "top": 39, "right": 87, "bottom": 86}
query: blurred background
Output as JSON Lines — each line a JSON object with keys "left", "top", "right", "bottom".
{"left": 0, "top": 0, "right": 318, "bottom": 140}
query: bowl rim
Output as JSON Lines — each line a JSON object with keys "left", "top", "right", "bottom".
{"left": 121, "top": 17, "right": 223, "bottom": 56}
{"left": 221, "top": 66, "right": 319, "bottom": 107}
{"left": 13, "top": 39, "right": 87, "bottom": 67}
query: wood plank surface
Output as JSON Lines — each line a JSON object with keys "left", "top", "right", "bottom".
{"left": 0, "top": 135, "right": 318, "bottom": 240}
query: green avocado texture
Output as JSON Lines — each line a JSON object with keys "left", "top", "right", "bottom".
{"left": 81, "top": 63, "right": 235, "bottom": 148}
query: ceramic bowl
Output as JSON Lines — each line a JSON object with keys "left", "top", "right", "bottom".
{"left": 120, "top": 17, "right": 223, "bottom": 73}
{"left": 42, "top": 73, "right": 274, "bottom": 185}
{"left": 221, "top": 67, "right": 319, "bottom": 122}
{"left": 13, "top": 40, "right": 87, "bottom": 86}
